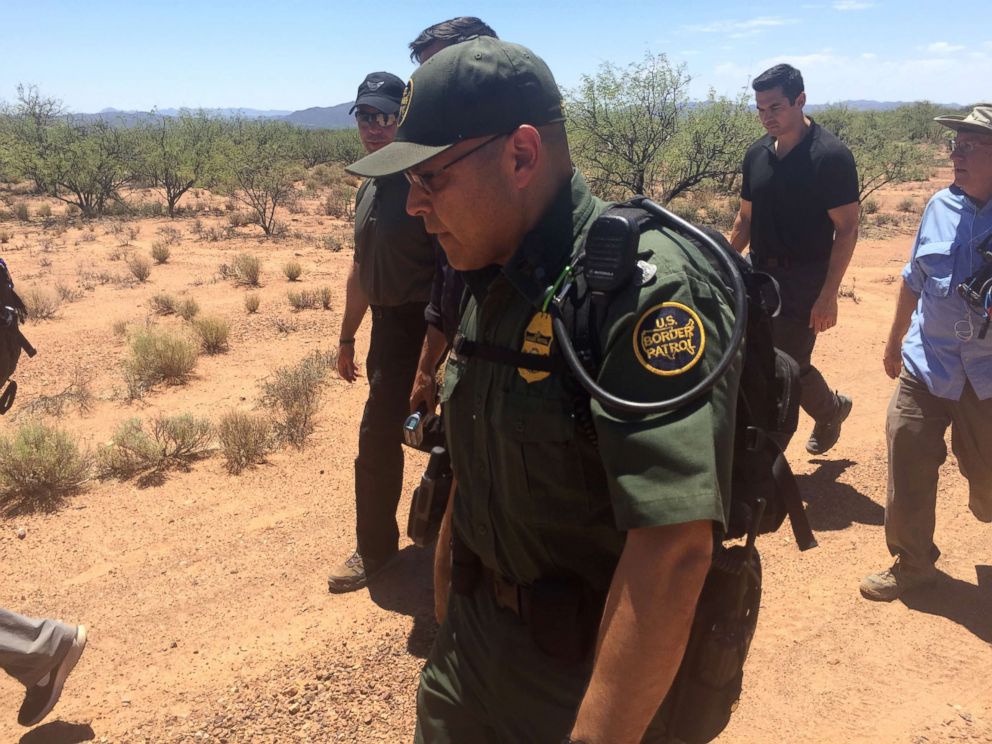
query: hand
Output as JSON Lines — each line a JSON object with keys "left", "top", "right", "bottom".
{"left": 337, "top": 344, "right": 361, "bottom": 383}
{"left": 409, "top": 369, "right": 438, "bottom": 415}
{"left": 882, "top": 340, "right": 902, "bottom": 379}
{"left": 809, "top": 292, "right": 839, "bottom": 333}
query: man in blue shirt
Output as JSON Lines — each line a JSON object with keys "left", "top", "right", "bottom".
{"left": 861, "top": 103, "right": 992, "bottom": 602}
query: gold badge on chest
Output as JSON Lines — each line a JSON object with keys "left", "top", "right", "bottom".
{"left": 518, "top": 311, "right": 553, "bottom": 383}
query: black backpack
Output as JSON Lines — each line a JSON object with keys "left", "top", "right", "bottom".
{"left": 1, "top": 258, "right": 37, "bottom": 415}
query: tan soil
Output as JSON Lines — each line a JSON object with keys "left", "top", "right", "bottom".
{"left": 1, "top": 170, "right": 989, "bottom": 744}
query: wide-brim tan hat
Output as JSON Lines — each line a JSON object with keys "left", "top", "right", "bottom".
{"left": 934, "top": 103, "right": 992, "bottom": 135}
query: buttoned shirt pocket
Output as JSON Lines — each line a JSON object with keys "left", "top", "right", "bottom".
{"left": 915, "top": 241, "right": 954, "bottom": 297}
{"left": 494, "top": 389, "right": 590, "bottom": 526}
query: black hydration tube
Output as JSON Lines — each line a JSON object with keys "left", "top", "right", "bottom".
{"left": 550, "top": 197, "right": 748, "bottom": 415}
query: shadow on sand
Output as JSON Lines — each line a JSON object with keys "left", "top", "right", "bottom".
{"left": 796, "top": 458, "right": 884, "bottom": 531}
{"left": 20, "top": 721, "right": 95, "bottom": 744}
{"left": 368, "top": 544, "right": 438, "bottom": 658}
{"left": 901, "top": 564, "right": 992, "bottom": 644}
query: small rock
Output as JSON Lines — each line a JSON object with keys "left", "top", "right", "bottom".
{"left": 288, "top": 702, "right": 300, "bottom": 715}
{"left": 16, "top": 527, "right": 26, "bottom": 539}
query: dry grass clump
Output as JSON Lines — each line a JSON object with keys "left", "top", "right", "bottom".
{"left": 127, "top": 254, "right": 152, "bottom": 283}
{"left": 151, "top": 241, "right": 171, "bottom": 264}
{"left": 259, "top": 350, "right": 337, "bottom": 448}
{"left": 287, "top": 289, "right": 322, "bottom": 311}
{"left": 14, "top": 202, "right": 30, "bottom": 222}
{"left": 319, "top": 286, "right": 332, "bottom": 310}
{"left": 217, "top": 411, "right": 274, "bottom": 474}
{"left": 319, "top": 235, "right": 344, "bottom": 252}
{"left": 0, "top": 230, "right": 12, "bottom": 244}
{"left": 22, "top": 287, "right": 60, "bottom": 321}
{"left": 176, "top": 297, "right": 200, "bottom": 322}
{"left": 282, "top": 260, "right": 303, "bottom": 281}
{"left": 55, "top": 282, "right": 83, "bottom": 303}
{"left": 230, "top": 253, "right": 262, "bottom": 287}
{"left": 193, "top": 315, "right": 230, "bottom": 354}
{"left": 157, "top": 226, "right": 182, "bottom": 244}
{"left": 0, "top": 421, "right": 91, "bottom": 507}
{"left": 150, "top": 292, "right": 178, "bottom": 315}
{"left": 17, "top": 369, "right": 94, "bottom": 418}
{"left": 123, "top": 327, "right": 199, "bottom": 399}
{"left": 244, "top": 293, "right": 261, "bottom": 314}
{"left": 98, "top": 414, "right": 213, "bottom": 479}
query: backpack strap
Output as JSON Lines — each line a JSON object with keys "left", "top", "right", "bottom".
{"left": 450, "top": 333, "right": 565, "bottom": 373}
{"left": 770, "top": 445, "right": 817, "bottom": 551}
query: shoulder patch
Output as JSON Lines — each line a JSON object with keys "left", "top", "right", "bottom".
{"left": 633, "top": 302, "right": 705, "bottom": 376}
{"left": 397, "top": 80, "right": 413, "bottom": 128}
{"left": 518, "top": 311, "right": 553, "bottom": 383}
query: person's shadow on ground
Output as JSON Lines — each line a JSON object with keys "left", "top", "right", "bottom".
{"left": 797, "top": 458, "right": 884, "bottom": 531}
{"left": 19, "top": 721, "right": 94, "bottom": 744}
{"left": 368, "top": 544, "right": 438, "bottom": 658}
{"left": 901, "top": 564, "right": 992, "bottom": 644}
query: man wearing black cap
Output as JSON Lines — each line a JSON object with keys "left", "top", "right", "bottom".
{"left": 327, "top": 72, "right": 436, "bottom": 593}
{"left": 861, "top": 103, "right": 992, "bottom": 602}
{"left": 347, "top": 38, "right": 739, "bottom": 743}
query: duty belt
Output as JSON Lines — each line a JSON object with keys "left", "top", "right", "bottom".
{"left": 483, "top": 565, "right": 533, "bottom": 620}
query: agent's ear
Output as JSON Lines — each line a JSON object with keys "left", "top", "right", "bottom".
{"left": 505, "top": 125, "right": 543, "bottom": 189}
{"left": 795, "top": 91, "right": 807, "bottom": 109}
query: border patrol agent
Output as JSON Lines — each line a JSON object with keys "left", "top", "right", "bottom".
{"left": 861, "top": 104, "right": 992, "bottom": 602}
{"left": 348, "top": 39, "right": 741, "bottom": 743}
{"left": 328, "top": 72, "right": 437, "bottom": 593}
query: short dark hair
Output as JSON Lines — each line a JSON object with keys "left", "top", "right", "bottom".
{"left": 409, "top": 17, "right": 498, "bottom": 63}
{"left": 752, "top": 64, "right": 805, "bottom": 105}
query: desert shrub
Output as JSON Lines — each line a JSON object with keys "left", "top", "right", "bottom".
{"left": 127, "top": 255, "right": 152, "bottom": 283}
{"left": 0, "top": 422, "right": 91, "bottom": 504}
{"left": 55, "top": 283, "right": 83, "bottom": 303}
{"left": 287, "top": 289, "right": 321, "bottom": 311}
{"left": 862, "top": 198, "right": 880, "bottom": 216}
{"left": 231, "top": 253, "right": 261, "bottom": 287}
{"left": 282, "top": 260, "right": 303, "bottom": 281}
{"left": 319, "top": 286, "right": 332, "bottom": 310}
{"left": 176, "top": 297, "right": 200, "bottom": 322}
{"left": 111, "top": 319, "right": 130, "bottom": 337}
{"left": 108, "top": 245, "right": 131, "bottom": 261}
{"left": 874, "top": 212, "right": 897, "bottom": 227}
{"left": 98, "top": 414, "right": 213, "bottom": 478}
{"left": 14, "top": 202, "right": 30, "bottom": 221}
{"left": 0, "top": 230, "right": 11, "bottom": 244}
{"left": 259, "top": 350, "right": 336, "bottom": 448}
{"left": 22, "top": 287, "right": 60, "bottom": 321}
{"left": 319, "top": 235, "right": 343, "bottom": 252}
{"left": 151, "top": 241, "right": 171, "bottom": 264}
{"left": 191, "top": 218, "right": 205, "bottom": 236}
{"left": 244, "top": 293, "right": 260, "bottom": 314}
{"left": 150, "top": 292, "right": 177, "bottom": 315}
{"left": 217, "top": 411, "right": 273, "bottom": 473}
{"left": 193, "top": 315, "right": 230, "bottom": 354}
{"left": 897, "top": 197, "right": 918, "bottom": 213}
{"left": 157, "top": 226, "right": 182, "bottom": 245}
{"left": 227, "top": 210, "right": 253, "bottom": 228}
{"left": 37, "top": 204, "right": 52, "bottom": 219}
{"left": 322, "top": 188, "right": 354, "bottom": 220}
{"left": 16, "top": 368, "right": 94, "bottom": 418}
{"left": 123, "top": 327, "right": 198, "bottom": 398}
{"left": 273, "top": 317, "right": 297, "bottom": 334}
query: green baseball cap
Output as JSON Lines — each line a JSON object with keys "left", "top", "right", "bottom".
{"left": 346, "top": 37, "right": 565, "bottom": 178}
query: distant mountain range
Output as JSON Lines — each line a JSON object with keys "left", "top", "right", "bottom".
{"left": 70, "top": 99, "right": 963, "bottom": 130}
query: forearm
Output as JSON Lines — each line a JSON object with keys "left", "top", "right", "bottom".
{"left": 887, "top": 281, "right": 918, "bottom": 349}
{"left": 729, "top": 212, "right": 750, "bottom": 254}
{"left": 434, "top": 480, "right": 456, "bottom": 623}
{"left": 819, "top": 224, "right": 859, "bottom": 297}
{"left": 418, "top": 324, "right": 449, "bottom": 379}
{"left": 571, "top": 521, "right": 713, "bottom": 744}
{"left": 339, "top": 262, "right": 369, "bottom": 341}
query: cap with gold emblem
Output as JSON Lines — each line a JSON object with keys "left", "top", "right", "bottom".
{"left": 346, "top": 37, "right": 565, "bottom": 178}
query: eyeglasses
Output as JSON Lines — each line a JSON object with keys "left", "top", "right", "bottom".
{"left": 405, "top": 134, "right": 507, "bottom": 194}
{"left": 948, "top": 138, "right": 991, "bottom": 155}
{"left": 355, "top": 112, "right": 397, "bottom": 128}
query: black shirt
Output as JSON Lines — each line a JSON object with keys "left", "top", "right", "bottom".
{"left": 424, "top": 243, "right": 465, "bottom": 346}
{"left": 353, "top": 174, "right": 435, "bottom": 307}
{"left": 740, "top": 120, "right": 858, "bottom": 316}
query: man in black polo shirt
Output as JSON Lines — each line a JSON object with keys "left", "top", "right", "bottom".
{"left": 328, "top": 72, "right": 436, "bottom": 593}
{"left": 731, "top": 63, "right": 860, "bottom": 455}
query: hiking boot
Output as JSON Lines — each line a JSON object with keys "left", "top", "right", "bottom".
{"left": 806, "top": 394, "right": 852, "bottom": 455}
{"left": 860, "top": 561, "right": 937, "bottom": 602}
{"left": 327, "top": 550, "right": 395, "bottom": 594}
{"left": 18, "top": 625, "right": 87, "bottom": 727}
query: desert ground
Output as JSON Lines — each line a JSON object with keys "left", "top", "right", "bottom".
{"left": 1, "top": 166, "right": 990, "bottom": 744}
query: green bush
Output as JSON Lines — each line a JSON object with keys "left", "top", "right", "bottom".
{"left": 282, "top": 260, "right": 303, "bottom": 281}
{"left": 14, "top": 202, "right": 30, "bottom": 221}
{"left": 127, "top": 254, "right": 152, "bottom": 282}
{"left": 193, "top": 315, "right": 230, "bottom": 354}
{"left": 123, "top": 327, "right": 198, "bottom": 398}
{"left": 217, "top": 411, "right": 273, "bottom": 473}
{"left": 176, "top": 297, "right": 200, "bottom": 322}
{"left": 151, "top": 241, "right": 171, "bottom": 264}
{"left": 244, "top": 293, "right": 261, "bottom": 314}
{"left": 98, "top": 414, "right": 213, "bottom": 478}
{"left": 0, "top": 422, "right": 91, "bottom": 504}
{"left": 259, "top": 350, "right": 336, "bottom": 448}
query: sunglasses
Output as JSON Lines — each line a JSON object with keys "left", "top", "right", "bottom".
{"left": 948, "top": 138, "right": 991, "bottom": 155}
{"left": 355, "top": 111, "right": 398, "bottom": 128}
{"left": 405, "top": 134, "right": 507, "bottom": 194}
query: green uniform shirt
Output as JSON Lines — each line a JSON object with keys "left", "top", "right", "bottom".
{"left": 353, "top": 173, "right": 435, "bottom": 306}
{"left": 442, "top": 172, "right": 740, "bottom": 596}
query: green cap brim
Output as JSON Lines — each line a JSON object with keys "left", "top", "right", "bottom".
{"left": 346, "top": 141, "right": 455, "bottom": 178}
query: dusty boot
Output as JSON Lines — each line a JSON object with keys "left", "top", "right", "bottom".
{"left": 806, "top": 394, "right": 853, "bottom": 455}
{"left": 327, "top": 550, "right": 396, "bottom": 594}
{"left": 860, "top": 559, "right": 937, "bottom": 602}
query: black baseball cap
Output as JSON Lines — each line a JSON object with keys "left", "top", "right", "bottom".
{"left": 346, "top": 37, "right": 564, "bottom": 177}
{"left": 349, "top": 72, "right": 405, "bottom": 115}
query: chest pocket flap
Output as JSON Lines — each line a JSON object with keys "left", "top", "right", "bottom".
{"left": 915, "top": 241, "right": 954, "bottom": 297}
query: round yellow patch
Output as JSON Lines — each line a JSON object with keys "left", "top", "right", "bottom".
{"left": 632, "top": 302, "right": 706, "bottom": 376}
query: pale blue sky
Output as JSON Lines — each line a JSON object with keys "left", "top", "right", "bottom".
{"left": 1, "top": 0, "right": 987, "bottom": 113}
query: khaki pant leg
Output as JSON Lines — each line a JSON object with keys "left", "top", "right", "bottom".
{"left": 885, "top": 373, "right": 951, "bottom": 571}
{"left": 949, "top": 381, "right": 992, "bottom": 523}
